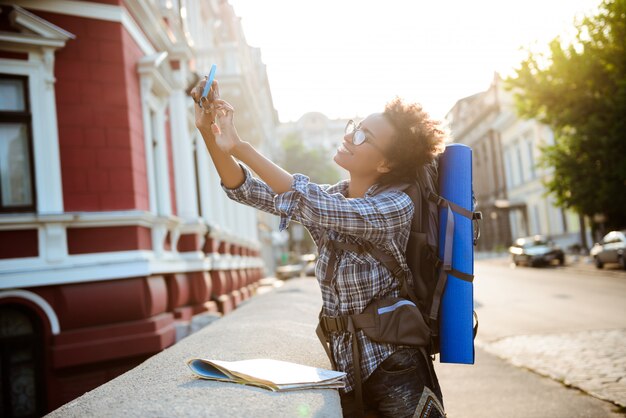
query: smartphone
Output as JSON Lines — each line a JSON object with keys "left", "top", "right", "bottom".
{"left": 202, "top": 64, "right": 217, "bottom": 100}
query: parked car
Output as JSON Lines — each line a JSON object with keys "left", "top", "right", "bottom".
{"left": 590, "top": 230, "right": 626, "bottom": 269}
{"left": 300, "top": 253, "right": 318, "bottom": 277}
{"left": 509, "top": 235, "right": 565, "bottom": 267}
{"left": 275, "top": 264, "right": 303, "bottom": 280}
{"left": 275, "top": 253, "right": 318, "bottom": 280}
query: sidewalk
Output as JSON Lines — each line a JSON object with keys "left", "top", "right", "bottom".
{"left": 435, "top": 346, "right": 623, "bottom": 418}
{"left": 481, "top": 329, "right": 626, "bottom": 408}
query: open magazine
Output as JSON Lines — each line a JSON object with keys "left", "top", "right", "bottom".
{"left": 186, "top": 358, "right": 346, "bottom": 391}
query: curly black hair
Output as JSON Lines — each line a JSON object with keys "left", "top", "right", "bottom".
{"left": 379, "top": 97, "right": 446, "bottom": 185}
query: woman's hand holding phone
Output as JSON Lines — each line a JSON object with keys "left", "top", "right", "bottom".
{"left": 191, "top": 77, "right": 244, "bottom": 155}
{"left": 191, "top": 77, "right": 218, "bottom": 132}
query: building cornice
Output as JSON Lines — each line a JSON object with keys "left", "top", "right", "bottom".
{"left": 0, "top": 210, "right": 178, "bottom": 230}
{"left": 138, "top": 51, "right": 174, "bottom": 97}
{"left": 0, "top": 31, "right": 66, "bottom": 49}
{"left": 0, "top": 5, "right": 75, "bottom": 51}
{"left": 0, "top": 0, "right": 157, "bottom": 55}
{"left": 452, "top": 103, "right": 500, "bottom": 142}
{"left": 491, "top": 109, "right": 517, "bottom": 133}
{"left": 10, "top": 5, "right": 75, "bottom": 39}
{"left": 123, "top": 0, "right": 192, "bottom": 59}
{"left": 0, "top": 250, "right": 264, "bottom": 290}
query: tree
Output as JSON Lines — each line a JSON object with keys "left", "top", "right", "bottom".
{"left": 506, "top": 0, "right": 626, "bottom": 231}
{"left": 279, "top": 133, "right": 342, "bottom": 185}
{"left": 278, "top": 132, "right": 342, "bottom": 254}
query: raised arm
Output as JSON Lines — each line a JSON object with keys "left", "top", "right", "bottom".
{"left": 190, "top": 79, "right": 413, "bottom": 244}
{"left": 190, "top": 78, "right": 294, "bottom": 194}
{"left": 274, "top": 176, "right": 415, "bottom": 243}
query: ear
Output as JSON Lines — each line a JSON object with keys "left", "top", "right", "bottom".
{"left": 376, "top": 159, "right": 392, "bottom": 174}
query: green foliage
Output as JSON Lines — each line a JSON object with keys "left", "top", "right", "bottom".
{"left": 506, "top": 0, "right": 626, "bottom": 229}
{"left": 279, "top": 132, "right": 342, "bottom": 185}
{"left": 278, "top": 132, "right": 341, "bottom": 254}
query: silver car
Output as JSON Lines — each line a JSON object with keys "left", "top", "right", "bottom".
{"left": 590, "top": 230, "right": 626, "bottom": 270}
{"left": 509, "top": 235, "right": 565, "bottom": 267}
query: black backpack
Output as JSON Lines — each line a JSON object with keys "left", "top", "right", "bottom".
{"left": 316, "top": 160, "right": 481, "bottom": 417}
{"left": 392, "top": 160, "right": 481, "bottom": 355}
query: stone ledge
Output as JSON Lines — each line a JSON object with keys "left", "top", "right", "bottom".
{"left": 47, "top": 278, "right": 341, "bottom": 418}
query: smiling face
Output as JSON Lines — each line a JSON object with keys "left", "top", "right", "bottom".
{"left": 333, "top": 113, "right": 396, "bottom": 178}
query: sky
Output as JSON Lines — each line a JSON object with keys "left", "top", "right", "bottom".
{"left": 228, "top": 0, "right": 600, "bottom": 122}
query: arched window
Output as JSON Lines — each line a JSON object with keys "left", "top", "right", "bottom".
{"left": 0, "top": 304, "right": 45, "bottom": 418}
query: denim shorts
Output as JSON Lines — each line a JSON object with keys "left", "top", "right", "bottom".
{"left": 340, "top": 347, "right": 445, "bottom": 418}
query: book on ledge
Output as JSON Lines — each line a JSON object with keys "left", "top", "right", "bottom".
{"left": 186, "top": 358, "right": 346, "bottom": 391}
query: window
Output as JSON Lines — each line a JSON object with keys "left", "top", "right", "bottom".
{"left": 149, "top": 109, "right": 161, "bottom": 212}
{"left": 192, "top": 137, "right": 202, "bottom": 218}
{"left": 526, "top": 138, "right": 535, "bottom": 179}
{"left": 0, "top": 304, "right": 46, "bottom": 417}
{"left": 532, "top": 204, "right": 542, "bottom": 235}
{"left": 0, "top": 75, "right": 36, "bottom": 213}
{"left": 516, "top": 144, "right": 524, "bottom": 185}
{"left": 504, "top": 149, "right": 513, "bottom": 189}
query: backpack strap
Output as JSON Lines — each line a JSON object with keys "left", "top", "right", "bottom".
{"left": 323, "top": 240, "right": 364, "bottom": 286}
{"left": 324, "top": 239, "right": 418, "bottom": 302}
{"left": 318, "top": 313, "right": 367, "bottom": 418}
{"left": 428, "top": 204, "right": 477, "bottom": 342}
{"left": 428, "top": 191, "right": 481, "bottom": 221}
{"left": 315, "top": 313, "right": 337, "bottom": 370}
{"left": 365, "top": 243, "right": 419, "bottom": 304}
{"left": 429, "top": 190, "right": 483, "bottom": 246}
{"left": 347, "top": 316, "right": 364, "bottom": 418}
{"left": 428, "top": 205, "right": 454, "bottom": 336}
{"left": 318, "top": 240, "right": 359, "bottom": 370}
{"left": 318, "top": 239, "right": 370, "bottom": 418}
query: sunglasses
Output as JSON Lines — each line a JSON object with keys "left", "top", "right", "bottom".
{"left": 345, "top": 120, "right": 386, "bottom": 155}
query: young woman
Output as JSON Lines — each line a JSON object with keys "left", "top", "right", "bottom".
{"left": 191, "top": 78, "right": 446, "bottom": 418}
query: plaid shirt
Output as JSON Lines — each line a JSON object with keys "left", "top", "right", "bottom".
{"left": 222, "top": 164, "right": 414, "bottom": 393}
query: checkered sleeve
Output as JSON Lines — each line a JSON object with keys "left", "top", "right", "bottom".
{"left": 221, "top": 163, "right": 280, "bottom": 216}
{"left": 275, "top": 173, "right": 414, "bottom": 244}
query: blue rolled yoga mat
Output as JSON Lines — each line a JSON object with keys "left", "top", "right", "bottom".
{"left": 438, "top": 143, "right": 475, "bottom": 364}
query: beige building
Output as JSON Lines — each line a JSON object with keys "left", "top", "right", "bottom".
{"left": 446, "top": 75, "right": 511, "bottom": 251}
{"left": 447, "top": 73, "right": 587, "bottom": 252}
{"left": 186, "top": 0, "right": 283, "bottom": 272}
{"left": 494, "top": 87, "right": 585, "bottom": 249}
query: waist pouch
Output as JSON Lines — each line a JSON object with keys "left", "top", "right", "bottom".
{"left": 316, "top": 296, "right": 433, "bottom": 418}
{"left": 351, "top": 297, "right": 430, "bottom": 347}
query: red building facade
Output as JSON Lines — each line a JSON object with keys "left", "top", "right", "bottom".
{"left": 0, "top": 1, "right": 273, "bottom": 415}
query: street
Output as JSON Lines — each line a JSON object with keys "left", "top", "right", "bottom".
{"left": 435, "top": 258, "right": 626, "bottom": 417}
{"left": 471, "top": 257, "right": 626, "bottom": 342}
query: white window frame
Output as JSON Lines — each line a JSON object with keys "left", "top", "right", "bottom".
{"left": 138, "top": 52, "right": 173, "bottom": 217}
{"left": 138, "top": 52, "right": 179, "bottom": 257}
{"left": 0, "top": 6, "right": 74, "bottom": 215}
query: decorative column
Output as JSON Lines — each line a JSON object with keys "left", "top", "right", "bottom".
{"left": 36, "top": 49, "right": 65, "bottom": 215}
{"left": 195, "top": 134, "right": 218, "bottom": 254}
{"left": 204, "top": 161, "right": 232, "bottom": 313}
{"left": 168, "top": 61, "right": 199, "bottom": 221}
{"left": 138, "top": 52, "right": 174, "bottom": 257}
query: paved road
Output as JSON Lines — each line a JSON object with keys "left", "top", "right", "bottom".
{"left": 472, "top": 257, "right": 626, "bottom": 342}
{"left": 433, "top": 257, "right": 626, "bottom": 416}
